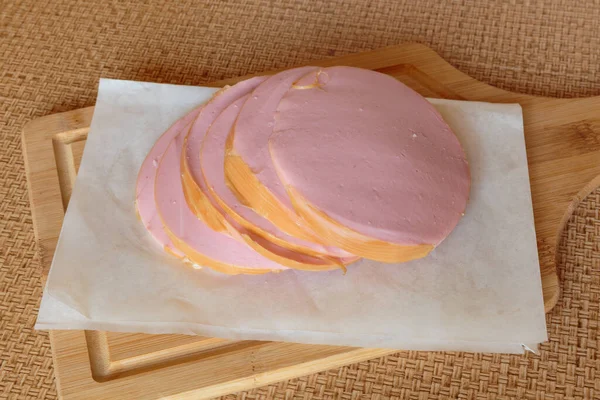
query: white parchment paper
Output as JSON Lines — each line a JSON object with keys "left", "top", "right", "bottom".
{"left": 35, "top": 79, "right": 547, "bottom": 353}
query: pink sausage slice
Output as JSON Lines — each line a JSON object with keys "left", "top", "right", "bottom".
{"left": 270, "top": 67, "right": 470, "bottom": 246}
{"left": 180, "top": 78, "right": 350, "bottom": 271}
{"left": 201, "top": 94, "right": 352, "bottom": 259}
{"left": 184, "top": 76, "right": 268, "bottom": 234}
{"left": 155, "top": 125, "right": 288, "bottom": 273}
{"left": 231, "top": 66, "right": 319, "bottom": 209}
{"left": 135, "top": 106, "right": 203, "bottom": 257}
{"left": 225, "top": 67, "right": 328, "bottom": 243}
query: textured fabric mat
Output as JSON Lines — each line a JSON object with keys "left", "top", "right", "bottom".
{"left": 2, "top": 0, "right": 600, "bottom": 399}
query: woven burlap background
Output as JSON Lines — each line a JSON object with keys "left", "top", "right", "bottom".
{"left": 2, "top": 0, "right": 600, "bottom": 399}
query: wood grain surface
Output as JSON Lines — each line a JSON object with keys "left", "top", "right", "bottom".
{"left": 22, "top": 43, "right": 600, "bottom": 399}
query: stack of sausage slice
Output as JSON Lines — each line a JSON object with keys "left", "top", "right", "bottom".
{"left": 136, "top": 66, "right": 471, "bottom": 274}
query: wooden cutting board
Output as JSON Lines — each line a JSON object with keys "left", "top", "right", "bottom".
{"left": 22, "top": 43, "right": 600, "bottom": 399}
